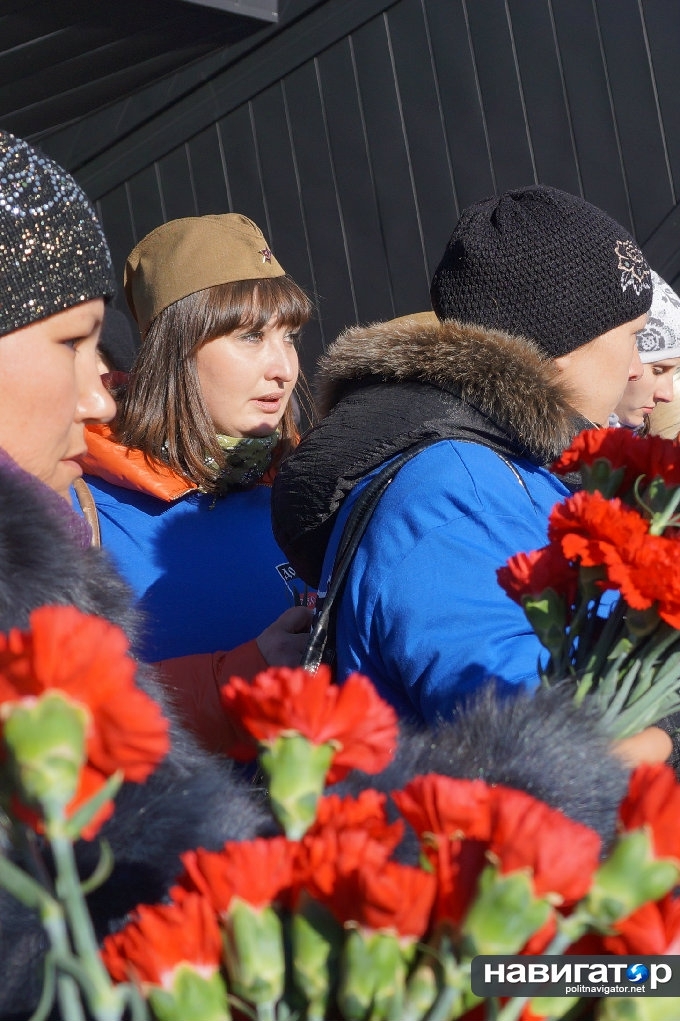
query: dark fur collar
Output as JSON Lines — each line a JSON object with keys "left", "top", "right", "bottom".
{"left": 316, "top": 317, "right": 586, "bottom": 463}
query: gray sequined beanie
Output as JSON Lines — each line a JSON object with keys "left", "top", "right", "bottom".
{"left": 430, "top": 185, "right": 653, "bottom": 357}
{"left": 0, "top": 131, "right": 115, "bottom": 337}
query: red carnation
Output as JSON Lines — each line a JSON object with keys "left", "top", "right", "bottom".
{"left": 603, "top": 891, "right": 680, "bottom": 955}
{"left": 488, "top": 786, "right": 602, "bottom": 904}
{"left": 0, "top": 605, "right": 169, "bottom": 837}
{"left": 497, "top": 545, "right": 578, "bottom": 607}
{"left": 175, "top": 836, "right": 298, "bottom": 915}
{"left": 618, "top": 763, "right": 680, "bottom": 862}
{"left": 548, "top": 490, "right": 650, "bottom": 571}
{"left": 221, "top": 665, "right": 398, "bottom": 782}
{"left": 101, "top": 892, "right": 221, "bottom": 987}
{"left": 323, "top": 859, "right": 436, "bottom": 938}
{"left": 296, "top": 790, "right": 403, "bottom": 903}
{"left": 552, "top": 428, "right": 680, "bottom": 493}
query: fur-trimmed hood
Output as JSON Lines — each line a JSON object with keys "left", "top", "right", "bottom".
{"left": 316, "top": 315, "right": 585, "bottom": 459}
{"left": 272, "top": 317, "right": 589, "bottom": 586}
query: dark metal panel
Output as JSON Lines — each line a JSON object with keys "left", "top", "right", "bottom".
{"left": 0, "top": 0, "right": 264, "bottom": 139}
{"left": 283, "top": 60, "right": 357, "bottom": 348}
{"left": 423, "top": 0, "right": 495, "bottom": 212}
{"left": 39, "top": 50, "right": 233, "bottom": 173}
{"left": 506, "top": 0, "right": 582, "bottom": 194}
{"left": 315, "top": 37, "right": 396, "bottom": 327}
{"left": 126, "top": 164, "right": 167, "bottom": 243}
{"left": 638, "top": 1, "right": 680, "bottom": 216}
{"left": 550, "top": 0, "right": 632, "bottom": 230}
{"left": 187, "top": 124, "right": 233, "bottom": 215}
{"left": 386, "top": 0, "right": 459, "bottom": 278}
{"left": 247, "top": 80, "right": 324, "bottom": 373}
{"left": 178, "top": 0, "right": 278, "bottom": 20}
{"left": 352, "top": 12, "right": 432, "bottom": 317}
{"left": 642, "top": 201, "right": 680, "bottom": 283}
{"left": 594, "top": 0, "right": 674, "bottom": 245}
{"left": 74, "top": 0, "right": 402, "bottom": 198}
{"left": 96, "top": 184, "right": 137, "bottom": 307}
{"left": 32, "top": 0, "right": 680, "bottom": 368}
{"left": 464, "top": 0, "right": 537, "bottom": 194}
{"left": 217, "top": 104, "right": 269, "bottom": 229}
{"left": 157, "top": 144, "right": 199, "bottom": 221}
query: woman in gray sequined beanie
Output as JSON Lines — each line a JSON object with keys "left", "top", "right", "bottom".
{"left": 0, "top": 130, "right": 117, "bottom": 498}
{"left": 0, "top": 131, "right": 116, "bottom": 334}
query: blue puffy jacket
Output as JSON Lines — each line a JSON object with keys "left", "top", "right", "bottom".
{"left": 272, "top": 315, "right": 589, "bottom": 724}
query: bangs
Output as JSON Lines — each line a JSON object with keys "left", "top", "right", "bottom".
{"left": 193, "top": 276, "right": 313, "bottom": 345}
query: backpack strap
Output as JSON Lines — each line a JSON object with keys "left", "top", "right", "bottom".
{"left": 301, "top": 437, "right": 442, "bottom": 671}
{"left": 72, "top": 477, "right": 101, "bottom": 548}
{"left": 300, "top": 438, "right": 532, "bottom": 673}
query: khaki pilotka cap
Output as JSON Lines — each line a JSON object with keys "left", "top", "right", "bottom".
{"left": 124, "top": 213, "right": 285, "bottom": 336}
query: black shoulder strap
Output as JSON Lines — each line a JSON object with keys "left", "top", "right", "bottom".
{"left": 301, "top": 437, "right": 442, "bottom": 671}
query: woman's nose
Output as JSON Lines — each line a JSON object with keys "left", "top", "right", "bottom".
{"left": 265, "top": 338, "right": 296, "bottom": 382}
{"left": 78, "top": 370, "right": 116, "bottom": 424}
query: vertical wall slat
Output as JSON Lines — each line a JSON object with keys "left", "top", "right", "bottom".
{"left": 506, "top": 0, "right": 581, "bottom": 194}
{"left": 316, "top": 38, "right": 396, "bottom": 327}
{"left": 352, "top": 13, "right": 432, "bottom": 317}
{"left": 188, "top": 124, "right": 233, "bottom": 215}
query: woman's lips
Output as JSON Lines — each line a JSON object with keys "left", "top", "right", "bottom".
{"left": 252, "top": 394, "right": 283, "bottom": 412}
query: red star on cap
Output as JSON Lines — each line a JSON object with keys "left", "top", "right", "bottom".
{"left": 259, "top": 247, "right": 272, "bottom": 264}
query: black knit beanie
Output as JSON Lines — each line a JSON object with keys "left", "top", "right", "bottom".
{"left": 430, "top": 185, "right": 653, "bottom": 357}
{"left": 0, "top": 131, "right": 116, "bottom": 337}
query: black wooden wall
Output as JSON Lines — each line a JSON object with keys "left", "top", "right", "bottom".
{"left": 41, "top": 0, "right": 680, "bottom": 381}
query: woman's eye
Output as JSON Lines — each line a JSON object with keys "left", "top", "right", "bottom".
{"left": 286, "top": 331, "right": 301, "bottom": 346}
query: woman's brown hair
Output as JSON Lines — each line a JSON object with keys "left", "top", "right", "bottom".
{"left": 114, "top": 276, "right": 314, "bottom": 494}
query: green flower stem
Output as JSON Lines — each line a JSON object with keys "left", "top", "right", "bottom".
{"left": 415, "top": 954, "right": 470, "bottom": 1021}
{"left": 494, "top": 914, "right": 592, "bottom": 1021}
{"left": 49, "top": 828, "right": 125, "bottom": 1021}
{"left": 255, "top": 1003, "right": 276, "bottom": 1021}
{"left": 41, "top": 897, "right": 87, "bottom": 1021}
{"left": 648, "top": 484, "right": 680, "bottom": 535}
{"left": 568, "top": 594, "right": 603, "bottom": 676}
{"left": 546, "top": 594, "right": 592, "bottom": 682}
{"left": 574, "top": 601, "right": 628, "bottom": 702}
{"left": 598, "top": 657, "right": 641, "bottom": 721}
{"left": 0, "top": 852, "right": 57, "bottom": 912}
{"left": 28, "top": 951, "right": 57, "bottom": 1021}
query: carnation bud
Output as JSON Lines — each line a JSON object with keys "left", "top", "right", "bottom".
{"left": 522, "top": 591, "right": 567, "bottom": 655}
{"left": 337, "top": 928, "right": 409, "bottom": 1021}
{"left": 460, "top": 865, "right": 552, "bottom": 956}
{"left": 222, "top": 898, "right": 285, "bottom": 1006}
{"left": 259, "top": 733, "right": 334, "bottom": 839}
{"left": 625, "top": 605, "right": 660, "bottom": 639}
{"left": 401, "top": 957, "right": 439, "bottom": 1018}
{"left": 148, "top": 966, "right": 230, "bottom": 1021}
{"left": 584, "top": 830, "right": 680, "bottom": 926}
{"left": 580, "top": 460, "right": 626, "bottom": 498}
{"left": 2, "top": 691, "right": 88, "bottom": 819}
{"left": 291, "top": 895, "right": 343, "bottom": 1018}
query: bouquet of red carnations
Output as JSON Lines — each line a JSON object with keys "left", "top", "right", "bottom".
{"left": 2, "top": 605, "right": 680, "bottom": 1021}
{"left": 498, "top": 428, "right": 680, "bottom": 738}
